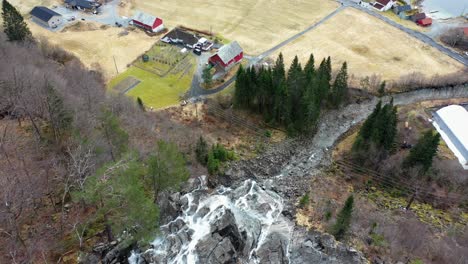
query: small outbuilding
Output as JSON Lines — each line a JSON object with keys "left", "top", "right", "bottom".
{"left": 209, "top": 41, "right": 243, "bottom": 71}
{"left": 131, "top": 11, "right": 164, "bottom": 32}
{"left": 432, "top": 105, "right": 468, "bottom": 170}
{"left": 30, "top": 6, "right": 62, "bottom": 28}
{"left": 417, "top": 17, "right": 432, "bottom": 27}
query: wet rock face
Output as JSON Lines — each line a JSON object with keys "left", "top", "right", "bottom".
{"left": 196, "top": 209, "right": 243, "bottom": 264}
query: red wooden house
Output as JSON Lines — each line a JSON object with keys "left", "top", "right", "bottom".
{"left": 417, "top": 17, "right": 432, "bottom": 27}
{"left": 209, "top": 41, "right": 243, "bottom": 70}
{"left": 132, "top": 11, "right": 164, "bottom": 32}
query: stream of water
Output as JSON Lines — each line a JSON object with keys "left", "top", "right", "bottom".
{"left": 129, "top": 177, "right": 293, "bottom": 264}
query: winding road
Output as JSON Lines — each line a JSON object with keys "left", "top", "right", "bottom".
{"left": 189, "top": 1, "right": 467, "bottom": 98}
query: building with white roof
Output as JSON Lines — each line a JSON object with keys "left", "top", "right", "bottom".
{"left": 432, "top": 105, "right": 468, "bottom": 169}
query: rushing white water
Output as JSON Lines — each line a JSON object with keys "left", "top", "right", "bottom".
{"left": 129, "top": 177, "right": 293, "bottom": 264}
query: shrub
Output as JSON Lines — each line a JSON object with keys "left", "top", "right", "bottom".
{"left": 299, "top": 193, "right": 310, "bottom": 208}
{"left": 195, "top": 136, "right": 209, "bottom": 165}
{"left": 331, "top": 195, "right": 354, "bottom": 240}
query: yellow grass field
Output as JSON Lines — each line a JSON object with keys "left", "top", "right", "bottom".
{"left": 120, "top": 0, "right": 339, "bottom": 55}
{"left": 28, "top": 22, "right": 157, "bottom": 80}
{"left": 273, "top": 8, "right": 465, "bottom": 81}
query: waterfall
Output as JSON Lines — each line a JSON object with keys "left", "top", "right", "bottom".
{"left": 129, "top": 177, "right": 293, "bottom": 264}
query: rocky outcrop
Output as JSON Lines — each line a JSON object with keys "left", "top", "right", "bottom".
{"left": 289, "top": 228, "right": 368, "bottom": 264}
{"left": 196, "top": 209, "right": 243, "bottom": 264}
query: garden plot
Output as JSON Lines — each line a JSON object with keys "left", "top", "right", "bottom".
{"left": 133, "top": 43, "right": 189, "bottom": 76}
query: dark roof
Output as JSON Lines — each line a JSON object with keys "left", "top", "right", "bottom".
{"left": 394, "top": 5, "right": 411, "bottom": 12}
{"left": 30, "top": 6, "right": 61, "bottom": 22}
{"left": 411, "top": 13, "right": 426, "bottom": 20}
{"left": 164, "top": 28, "right": 199, "bottom": 46}
{"left": 65, "top": 0, "right": 100, "bottom": 9}
{"left": 373, "top": 3, "right": 385, "bottom": 10}
{"left": 376, "top": 0, "right": 391, "bottom": 6}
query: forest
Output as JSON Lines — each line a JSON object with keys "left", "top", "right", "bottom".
{"left": 234, "top": 54, "right": 349, "bottom": 135}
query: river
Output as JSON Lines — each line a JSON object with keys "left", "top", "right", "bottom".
{"left": 420, "top": 0, "right": 467, "bottom": 19}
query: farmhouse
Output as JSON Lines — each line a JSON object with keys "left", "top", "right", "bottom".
{"left": 161, "top": 28, "right": 199, "bottom": 48}
{"left": 30, "top": 6, "right": 62, "bottom": 28}
{"left": 65, "top": 0, "right": 101, "bottom": 13}
{"left": 131, "top": 11, "right": 164, "bottom": 33}
{"left": 372, "top": 0, "right": 395, "bottom": 12}
{"left": 209, "top": 41, "right": 243, "bottom": 70}
{"left": 417, "top": 17, "right": 432, "bottom": 27}
{"left": 432, "top": 105, "right": 468, "bottom": 170}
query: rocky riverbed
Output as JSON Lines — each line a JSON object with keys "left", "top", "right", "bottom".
{"left": 125, "top": 85, "right": 467, "bottom": 264}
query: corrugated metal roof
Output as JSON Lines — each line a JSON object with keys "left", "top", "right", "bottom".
{"left": 132, "top": 11, "right": 158, "bottom": 27}
{"left": 216, "top": 41, "right": 243, "bottom": 64}
{"left": 30, "top": 6, "right": 61, "bottom": 22}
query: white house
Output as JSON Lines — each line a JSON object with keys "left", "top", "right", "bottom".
{"left": 432, "top": 105, "right": 468, "bottom": 170}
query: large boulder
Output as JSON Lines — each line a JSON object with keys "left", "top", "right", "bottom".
{"left": 196, "top": 209, "right": 244, "bottom": 264}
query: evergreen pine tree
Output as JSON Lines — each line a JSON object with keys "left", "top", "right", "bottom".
{"left": 76, "top": 160, "right": 159, "bottom": 242}
{"left": 331, "top": 195, "right": 354, "bottom": 241}
{"left": 147, "top": 140, "right": 189, "bottom": 200}
{"left": 195, "top": 136, "right": 209, "bottom": 165}
{"left": 99, "top": 110, "right": 129, "bottom": 161}
{"left": 330, "top": 62, "right": 348, "bottom": 108}
{"left": 378, "top": 81, "right": 386, "bottom": 97}
{"left": 234, "top": 65, "right": 247, "bottom": 108}
{"left": 202, "top": 66, "right": 213, "bottom": 86}
{"left": 2, "top": 0, "right": 32, "bottom": 41}
{"left": 303, "top": 53, "right": 315, "bottom": 84}
{"left": 325, "top": 56, "right": 332, "bottom": 83}
{"left": 404, "top": 130, "right": 440, "bottom": 172}
{"left": 137, "top": 97, "right": 145, "bottom": 111}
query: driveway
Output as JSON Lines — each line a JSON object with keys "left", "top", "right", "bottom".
{"left": 43, "top": 0, "right": 130, "bottom": 31}
{"left": 188, "top": 5, "right": 346, "bottom": 98}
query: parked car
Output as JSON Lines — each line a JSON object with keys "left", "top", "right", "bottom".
{"left": 193, "top": 48, "right": 202, "bottom": 56}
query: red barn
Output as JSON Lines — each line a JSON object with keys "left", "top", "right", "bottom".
{"left": 417, "top": 17, "right": 432, "bottom": 27}
{"left": 209, "top": 41, "right": 243, "bottom": 70}
{"left": 132, "top": 11, "right": 164, "bottom": 32}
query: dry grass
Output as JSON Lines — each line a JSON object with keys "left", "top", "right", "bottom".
{"left": 119, "top": 0, "right": 339, "bottom": 55}
{"left": 8, "top": 0, "right": 60, "bottom": 14}
{"left": 28, "top": 21, "right": 157, "bottom": 80}
{"left": 273, "top": 8, "right": 465, "bottom": 81}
